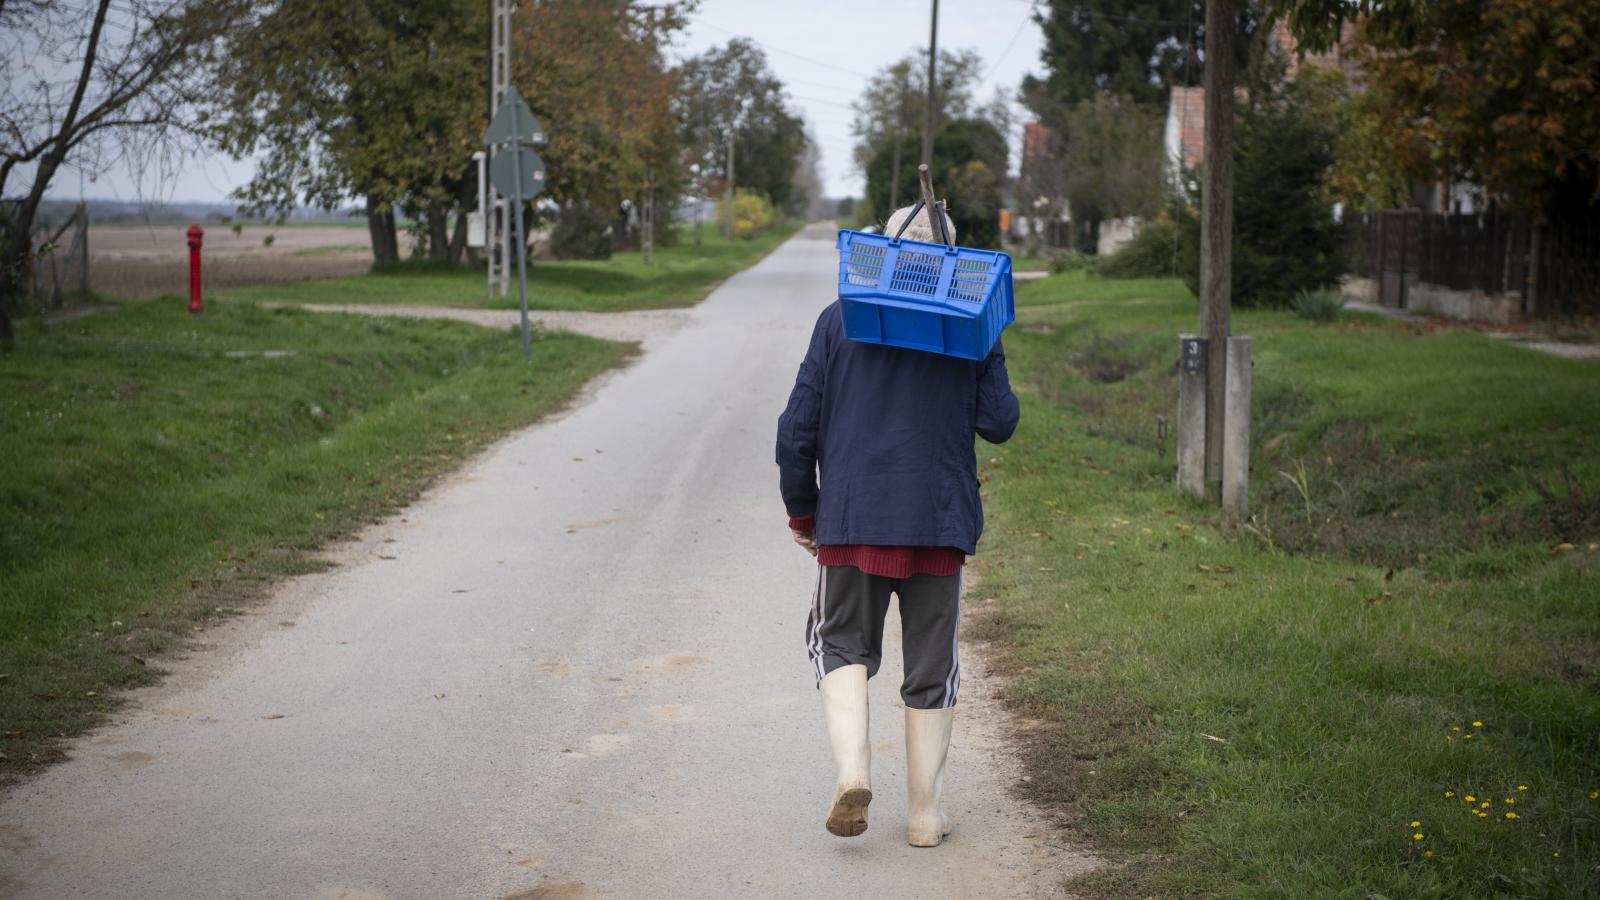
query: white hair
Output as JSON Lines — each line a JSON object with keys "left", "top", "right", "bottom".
{"left": 885, "top": 203, "right": 956, "bottom": 244}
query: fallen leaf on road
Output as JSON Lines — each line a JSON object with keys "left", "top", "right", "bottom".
{"left": 378, "top": 554, "right": 397, "bottom": 560}
{"left": 434, "top": 692, "right": 446, "bottom": 700}
{"left": 261, "top": 714, "right": 286, "bottom": 720}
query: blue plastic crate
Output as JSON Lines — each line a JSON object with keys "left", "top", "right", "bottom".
{"left": 835, "top": 229, "right": 1014, "bottom": 360}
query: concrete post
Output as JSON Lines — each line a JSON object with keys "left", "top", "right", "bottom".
{"left": 1222, "top": 335, "right": 1252, "bottom": 518}
{"left": 1176, "top": 335, "right": 1208, "bottom": 500}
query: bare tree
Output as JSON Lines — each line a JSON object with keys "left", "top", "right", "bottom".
{"left": 0, "top": 0, "right": 240, "bottom": 343}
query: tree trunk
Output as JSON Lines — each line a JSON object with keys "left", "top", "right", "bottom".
{"left": 612, "top": 204, "right": 630, "bottom": 251}
{"left": 447, "top": 205, "right": 468, "bottom": 264}
{"left": 0, "top": 152, "right": 68, "bottom": 343}
{"left": 366, "top": 196, "right": 399, "bottom": 265}
{"left": 426, "top": 199, "right": 450, "bottom": 262}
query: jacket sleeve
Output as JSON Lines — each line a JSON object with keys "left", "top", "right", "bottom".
{"left": 775, "top": 311, "right": 830, "bottom": 517}
{"left": 976, "top": 337, "right": 1021, "bottom": 444}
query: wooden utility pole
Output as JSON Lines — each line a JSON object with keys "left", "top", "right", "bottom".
{"left": 890, "top": 73, "right": 907, "bottom": 211}
{"left": 1199, "top": 0, "right": 1235, "bottom": 490}
{"left": 922, "top": 0, "right": 939, "bottom": 168}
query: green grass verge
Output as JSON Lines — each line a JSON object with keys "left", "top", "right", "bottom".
{"left": 0, "top": 298, "right": 631, "bottom": 783}
{"left": 217, "top": 223, "right": 803, "bottom": 312}
{"left": 974, "top": 273, "right": 1600, "bottom": 897}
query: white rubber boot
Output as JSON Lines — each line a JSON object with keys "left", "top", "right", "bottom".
{"left": 819, "top": 664, "right": 872, "bottom": 837}
{"left": 905, "top": 706, "right": 955, "bottom": 847}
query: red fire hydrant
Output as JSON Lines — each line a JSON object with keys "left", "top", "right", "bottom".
{"left": 186, "top": 224, "right": 204, "bottom": 314}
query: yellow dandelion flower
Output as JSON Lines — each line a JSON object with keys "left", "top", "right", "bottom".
{"left": 1425, "top": 850, "right": 1434, "bottom": 858}
{"left": 1505, "top": 812, "right": 1518, "bottom": 820}
{"left": 1472, "top": 721, "right": 1483, "bottom": 727}
{"left": 1592, "top": 791, "right": 1598, "bottom": 800}
{"left": 1451, "top": 726, "right": 1461, "bottom": 732}
{"left": 1443, "top": 791, "right": 1455, "bottom": 798}
{"left": 1478, "top": 812, "right": 1488, "bottom": 818}
{"left": 1410, "top": 821, "right": 1421, "bottom": 827}
{"left": 1413, "top": 832, "right": 1424, "bottom": 840}
{"left": 1553, "top": 852, "right": 1561, "bottom": 859}
{"left": 1463, "top": 734, "right": 1474, "bottom": 741}
{"left": 1465, "top": 795, "right": 1476, "bottom": 803}
{"left": 1505, "top": 798, "right": 1514, "bottom": 805}
{"left": 1481, "top": 802, "right": 1491, "bottom": 809}
{"left": 1517, "top": 785, "right": 1527, "bottom": 791}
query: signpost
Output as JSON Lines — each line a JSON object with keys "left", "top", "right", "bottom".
{"left": 483, "top": 84, "right": 548, "bottom": 358}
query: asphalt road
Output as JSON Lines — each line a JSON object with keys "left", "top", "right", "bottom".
{"left": 0, "top": 224, "right": 1093, "bottom": 899}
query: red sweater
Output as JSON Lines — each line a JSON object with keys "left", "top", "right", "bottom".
{"left": 788, "top": 515, "right": 965, "bottom": 578}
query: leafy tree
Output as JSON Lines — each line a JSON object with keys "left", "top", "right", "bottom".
{"left": 865, "top": 117, "right": 1007, "bottom": 249}
{"left": 1025, "top": 0, "right": 1258, "bottom": 108}
{"left": 1060, "top": 95, "right": 1167, "bottom": 248}
{"left": 210, "top": 0, "right": 484, "bottom": 265}
{"left": 849, "top": 49, "right": 984, "bottom": 180}
{"left": 514, "top": 0, "right": 690, "bottom": 251}
{"left": 1175, "top": 70, "right": 1344, "bottom": 307}
{"left": 1, "top": 0, "right": 244, "bottom": 343}
{"left": 677, "top": 38, "right": 807, "bottom": 227}
{"left": 791, "top": 128, "right": 826, "bottom": 218}
{"left": 1267, "top": 0, "right": 1600, "bottom": 214}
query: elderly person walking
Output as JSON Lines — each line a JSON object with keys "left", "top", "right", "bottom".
{"left": 775, "top": 203, "right": 1020, "bottom": 847}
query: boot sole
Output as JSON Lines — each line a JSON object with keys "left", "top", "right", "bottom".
{"left": 826, "top": 787, "right": 873, "bottom": 837}
{"left": 908, "top": 818, "right": 953, "bottom": 847}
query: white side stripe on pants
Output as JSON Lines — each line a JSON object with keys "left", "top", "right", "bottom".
{"left": 940, "top": 571, "right": 962, "bottom": 708}
{"left": 807, "top": 564, "right": 827, "bottom": 681}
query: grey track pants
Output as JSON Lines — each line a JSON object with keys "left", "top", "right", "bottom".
{"left": 804, "top": 565, "right": 962, "bottom": 710}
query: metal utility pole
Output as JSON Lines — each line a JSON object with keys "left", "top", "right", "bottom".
{"left": 487, "top": 0, "right": 512, "bottom": 299}
{"left": 921, "top": 0, "right": 939, "bottom": 168}
{"left": 724, "top": 128, "right": 736, "bottom": 240}
{"left": 1199, "top": 0, "right": 1235, "bottom": 490}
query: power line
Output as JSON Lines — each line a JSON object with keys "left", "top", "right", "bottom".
{"left": 982, "top": 2, "right": 1038, "bottom": 84}
{"left": 997, "top": 0, "right": 1193, "bottom": 28}
{"left": 699, "top": 21, "right": 876, "bottom": 79}
{"left": 787, "top": 92, "right": 857, "bottom": 110}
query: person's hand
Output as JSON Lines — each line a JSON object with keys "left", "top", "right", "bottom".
{"left": 790, "top": 528, "right": 818, "bottom": 557}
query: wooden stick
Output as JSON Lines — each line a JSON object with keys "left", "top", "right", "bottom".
{"left": 916, "top": 163, "right": 951, "bottom": 248}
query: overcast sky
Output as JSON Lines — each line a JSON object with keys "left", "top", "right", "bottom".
{"left": 41, "top": 0, "right": 1044, "bottom": 206}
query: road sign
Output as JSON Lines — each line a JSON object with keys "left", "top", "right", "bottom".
{"left": 490, "top": 146, "right": 545, "bottom": 201}
{"left": 484, "top": 85, "right": 547, "bottom": 147}
{"left": 481, "top": 83, "right": 549, "bottom": 359}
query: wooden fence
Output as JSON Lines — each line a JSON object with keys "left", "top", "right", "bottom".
{"left": 1348, "top": 209, "right": 1599, "bottom": 316}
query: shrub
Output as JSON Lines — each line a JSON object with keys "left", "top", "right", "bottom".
{"left": 714, "top": 189, "right": 778, "bottom": 239}
{"left": 1096, "top": 217, "right": 1179, "bottom": 278}
{"left": 1291, "top": 286, "right": 1346, "bottom": 322}
{"left": 1049, "top": 250, "right": 1095, "bottom": 275}
{"left": 550, "top": 202, "right": 613, "bottom": 260}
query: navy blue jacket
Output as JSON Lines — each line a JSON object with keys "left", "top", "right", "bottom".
{"left": 775, "top": 301, "right": 1021, "bottom": 555}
